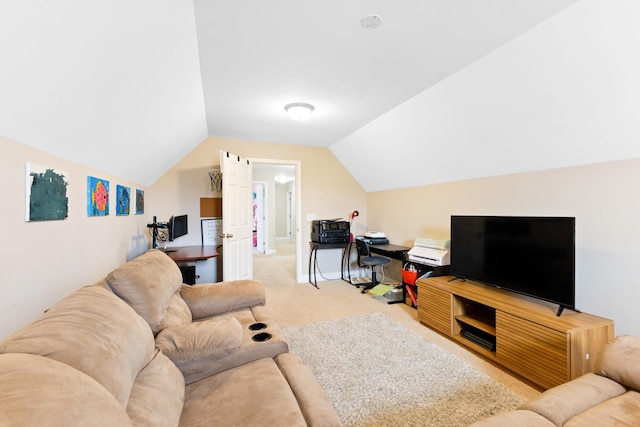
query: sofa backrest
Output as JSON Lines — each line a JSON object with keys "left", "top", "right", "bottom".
{"left": 597, "top": 334, "right": 640, "bottom": 391}
{"left": 106, "top": 249, "right": 188, "bottom": 334}
{"left": 0, "top": 285, "right": 155, "bottom": 408}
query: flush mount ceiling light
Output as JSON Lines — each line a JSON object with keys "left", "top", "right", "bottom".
{"left": 284, "top": 102, "right": 315, "bottom": 121}
{"left": 360, "top": 14, "right": 383, "bottom": 30}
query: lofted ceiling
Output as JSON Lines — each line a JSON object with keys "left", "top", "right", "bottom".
{"left": 194, "top": 0, "right": 580, "bottom": 147}
{"left": 2, "top": 1, "right": 591, "bottom": 187}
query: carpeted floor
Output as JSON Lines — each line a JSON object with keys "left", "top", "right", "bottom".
{"left": 282, "top": 312, "right": 524, "bottom": 427}
{"left": 254, "top": 240, "right": 539, "bottom": 425}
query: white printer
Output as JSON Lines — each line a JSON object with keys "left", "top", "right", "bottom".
{"left": 407, "top": 237, "right": 450, "bottom": 267}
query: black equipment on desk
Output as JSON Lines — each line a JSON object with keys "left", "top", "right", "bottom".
{"left": 362, "top": 231, "right": 389, "bottom": 245}
{"left": 363, "top": 237, "right": 389, "bottom": 245}
{"left": 311, "top": 220, "right": 350, "bottom": 244}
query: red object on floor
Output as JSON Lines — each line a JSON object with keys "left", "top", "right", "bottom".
{"left": 405, "top": 285, "right": 418, "bottom": 307}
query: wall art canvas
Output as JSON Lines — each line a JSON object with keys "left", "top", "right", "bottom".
{"left": 116, "top": 185, "right": 130, "bottom": 216}
{"left": 87, "top": 176, "right": 109, "bottom": 216}
{"left": 135, "top": 189, "right": 145, "bottom": 215}
{"left": 25, "top": 163, "right": 69, "bottom": 222}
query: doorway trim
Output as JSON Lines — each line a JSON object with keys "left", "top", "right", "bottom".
{"left": 250, "top": 157, "right": 303, "bottom": 283}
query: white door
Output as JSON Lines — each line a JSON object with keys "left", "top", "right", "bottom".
{"left": 220, "top": 151, "right": 253, "bottom": 280}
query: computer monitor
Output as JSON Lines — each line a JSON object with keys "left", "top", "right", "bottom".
{"left": 169, "top": 214, "right": 188, "bottom": 241}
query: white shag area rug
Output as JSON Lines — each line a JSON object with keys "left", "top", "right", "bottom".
{"left": 282, "top": 312, "right": 523, "bottom": 427}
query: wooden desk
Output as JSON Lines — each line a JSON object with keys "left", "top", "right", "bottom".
{"left": 162, "top": 246, "right": 219, "bottom": 262}
{"left": 161, "top": 246, "right": 219, "bottom": 284}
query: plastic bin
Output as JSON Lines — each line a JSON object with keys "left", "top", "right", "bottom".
{"left": 401, "top": 268, "right": 418, "bottom": 285}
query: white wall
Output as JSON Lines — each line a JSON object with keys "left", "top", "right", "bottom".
{"left": 0, "top": 135, "right": 152, "bottom": 339}
{"left": 331, "top": 0, "right": 640, "bottom": 192}
{"left": 367, "top": 158, "right": 640, "bottom": 336}
{"left": 0, "top": 1, "right": 207, "bottom": 186}
{"left": 150, "top": 137, "right": 367, "bottom": 281}
{"left": 329, "top": 0, "right": 640, "bottom": 335}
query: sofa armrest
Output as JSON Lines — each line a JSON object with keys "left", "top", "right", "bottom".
{"left": 598, "top": 334, "right": 640, "bottom": 391}
{"left": 518, "top": 373, "right": 626, "bottom": 427}
{"left": 155, "top": 317, "right": 243, "bottom": 363}
{"left": 180, "top": 280, "right": 266, "bottom": 320}
{"left": 275, "top": 353, "right": 342, "bottom": 427}
{"left": 468, "top": 410, "right": 555, "bottom": 427}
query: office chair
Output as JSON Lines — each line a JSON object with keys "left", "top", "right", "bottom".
{"left": 355, "top": 239, "right": 390, "bottom": 294}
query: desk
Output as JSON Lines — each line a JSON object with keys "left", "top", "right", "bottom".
{"left": 369, "top": 243, "right": 410, "bottom": 261}
{"left": 162, "top": 245, "right": 219, "bottom": 262}
{"left": 308, "top": 242, "right": 411, "bottom": 290}
{"left": 369, "top": 243, "right": 411, "bottom": 303}
{"left": 162, "top": 246, "right": 219, "bottom": 284}
{"left": 308, "top": 242, "right": 350, "bottom": 289}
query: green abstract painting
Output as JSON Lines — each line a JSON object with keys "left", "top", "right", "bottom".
{"left": 26, "top": 163, "right": 69, "bottom": 221}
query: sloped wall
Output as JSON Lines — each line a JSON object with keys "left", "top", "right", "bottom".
{"left": 332, "top": 0, "right": 640, "bottom": 192}
{"left": 0, "top": 135, "right": 150, "bottom": 339}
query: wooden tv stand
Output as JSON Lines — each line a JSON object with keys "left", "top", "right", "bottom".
{"left": 417, "top": 276, "right": 614, "bottom": 390}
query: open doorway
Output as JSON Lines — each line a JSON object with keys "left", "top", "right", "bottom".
{"left": 252, "top": 182, "right": 266, "bottom": 254}
{"left": 251, "top": 159, "right": 302, "bottom": 282}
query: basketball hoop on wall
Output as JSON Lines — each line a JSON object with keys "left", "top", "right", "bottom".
{"left": 208, "top": 168, "right": 222, "bottom": 193}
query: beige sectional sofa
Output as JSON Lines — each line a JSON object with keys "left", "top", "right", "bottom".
{"left": 471, "top": 334, "right": 640, "bottom": 427}
{"left": 0, "top": 249, "right": 341, "bottom": 426}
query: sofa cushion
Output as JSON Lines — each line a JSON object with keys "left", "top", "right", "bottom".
{"left": 564, "top": 390, "right": 640, "bottom": 427}
{"left": 0, "top": 285, "right": 155, "bottom": 407}
{"left": 180, "top": 280, "right": 265, "bottom": 320}
{"left": 160, "top": 291, "right": 193, "bottom": 330}
{"left": 175, "top": 307, "right": 289, "bottom": 384}
{"left": 180, "top": 357, "right": 308, "bottom": 427}
{"left": 0, "top": 353, "right": 132, "bottom": 426}
{"left": 106, "top": 249, "right": 183, "bottom": 334}
{"left": 155, "top": 316, "right": 243, "bottom": 363}
{"left": 597, "top": 334, "right": 640, "bottom": 391}
{"left": 127, "top": 350, "right": 185, "bottom": 427}
{"left": 518, "top": 373, "right": 626, "bottom": 427}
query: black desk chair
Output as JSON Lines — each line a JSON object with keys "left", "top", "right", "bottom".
{"left": 355, "top": 239, "right": 390, "bottom": 294}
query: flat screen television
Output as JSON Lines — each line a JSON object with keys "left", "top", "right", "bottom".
{"left": 169, "top": 214, "right": 188, "bottom": 241}
{"left": 450, "top": 216, "right": 575, "bottom": 316}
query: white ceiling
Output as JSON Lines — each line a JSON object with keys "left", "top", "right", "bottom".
{"left": 1, "top": 1, "right": 596, "bottom": 187}
{"left": 194, "top": 0, "right": 579, "bottom": 147}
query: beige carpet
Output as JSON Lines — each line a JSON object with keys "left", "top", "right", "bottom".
{"left": 283, "top": 312, "right": 525, "bottom": 426}
{"left": 254, "top": 241, "right": 540, "bottom": 404}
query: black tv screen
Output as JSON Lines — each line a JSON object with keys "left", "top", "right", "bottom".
{"left": 450, "top": 216, "right": 575, "bottom": 313}
{"left": 169, "top": 214, "right": 188, "bottom": 241}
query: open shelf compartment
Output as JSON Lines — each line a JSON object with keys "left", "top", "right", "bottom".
{"left": 453, "top": 295, "right": 497, "bottom": 352}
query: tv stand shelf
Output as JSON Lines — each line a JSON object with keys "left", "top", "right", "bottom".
{"left": 417, "top": 276, "right": 614, "bottom": 390}
{"left": 455, "top": 315, "right": 496, "bottom": 336}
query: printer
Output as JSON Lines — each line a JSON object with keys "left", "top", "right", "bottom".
{"left": 363, "top": 231, "right": 389, "bottom": 245}
{"left": 407, "top": 237, "right": 451, "bottom": 267}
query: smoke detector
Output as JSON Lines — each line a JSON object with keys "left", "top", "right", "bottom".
{"left": 360, "top": 14, "right": 383, "bottom": 30}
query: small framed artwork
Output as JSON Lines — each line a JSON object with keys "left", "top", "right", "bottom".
{"left": 135, "top": 189, "right": 145, "bottom": 215}
{"left": 25, "top": 163, "right": 69, "bottom": 221}
{"left": 87, "top": 176, "right": 109, "bottom": 216}
{"left": 116, "top": 185, "right": 131, "bottom": 216}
